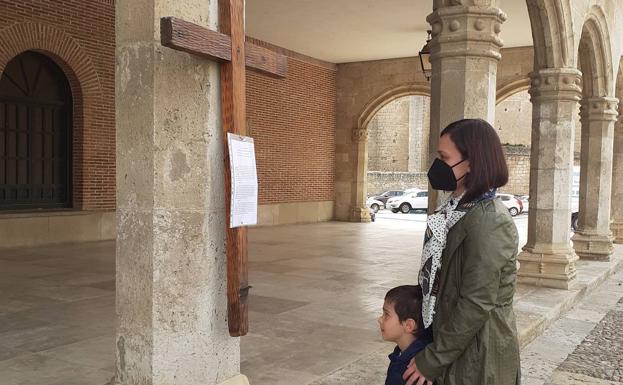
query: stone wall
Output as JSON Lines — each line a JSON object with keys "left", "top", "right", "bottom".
{"left": 367, "top": 171, "right": 428, "bottom": 196}
{"left": 409, "top": 96, "right": 431, "bottom": 173}
{"left": 501, "top": 145, "right": 531, "bottom": 195}
{"left": 495, "top": 88, "right": 582, "bottom": 153}
{"left": 496, "top": 90, "right": 533, "bottom": 146}
{"left": 367, "top": 98, "right": 410, "bottom": 171}
{"left": 367, "top": 95, "right": 430, "bottom": 173}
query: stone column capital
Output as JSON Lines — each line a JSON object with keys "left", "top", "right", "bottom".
{"left": 352, "top": 127, "right": 368, "bottom": 143}
{"left": 579, "top": 96, "right": 619, "bottom": 122}
{"left": 528, "top": 68, "right": 582, "bottom": 102}
{"left": 427, "top": 5, "right": 506, "bottom": 62}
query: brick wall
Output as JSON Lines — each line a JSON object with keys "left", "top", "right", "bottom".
{"left": 246, "top": 38, "right": 336, "bottom": 205}
{"left": 0, "top": 0, "right": 115, "bottom": 210}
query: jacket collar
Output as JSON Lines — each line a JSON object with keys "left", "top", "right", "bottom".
{"left": 388, "top": 333, "right": 433, "bottom": 364}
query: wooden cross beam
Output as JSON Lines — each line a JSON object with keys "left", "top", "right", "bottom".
{"left": 160, "top": 1, "right": 288, "bottom": 337}
{"left": 161, "top": 17, "right": 288, "bottom": 78}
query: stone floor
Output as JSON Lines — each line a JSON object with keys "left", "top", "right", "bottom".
{"left": 0, "top": 212, "right": 621, "bottom": 385}
{"left": 522, "top": 269, "right": 623, "bottom": 385}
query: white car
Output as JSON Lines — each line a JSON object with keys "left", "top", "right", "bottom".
{"left": 497, "top": 193, "right": 523, "bottom": 216}
{"left": 387, "top": 190, "right": 429, "bottom": 214}
{"left": 366, "top": 197, "right": 385, "bottom": 213}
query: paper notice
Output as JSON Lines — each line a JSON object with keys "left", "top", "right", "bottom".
{"left": 227, "top": 133, "right": 258, "bottom": 228}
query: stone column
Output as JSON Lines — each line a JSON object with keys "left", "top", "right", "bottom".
{"left": 572, "top": 97, "right": 618, "bottom": 260}
{"left": 116, "top": 0, "right": 244, "bottom": 384}
{"left": 350, "top": 127, "right": 372, "bottom": 222}
{"left": 426, "top": 3, "right": 506, "bottom": 210}
{"left": 611, "top": 115, "right": 623, "bottom": 243}
{"left": 518, "top": 68, "right": 581, "bottom": 289}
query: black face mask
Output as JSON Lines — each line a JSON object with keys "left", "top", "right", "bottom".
{"left": 427, "top": 158, "right": 467, "bottom": 191}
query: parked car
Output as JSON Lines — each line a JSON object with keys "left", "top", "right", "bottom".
{"left": 366, "top": 197, "right": 385, "bottom": 213}
{"left": 387, "top": 189, "right": 428, "bottom": 213}
{"left": 368, "top": 190, "right": 404, "bottom": 206}
{"left": 515, "top": 195, "right": 529, "bottom": 212}
{"left": 497, "top": 193, "right": 523, "bottom": 216}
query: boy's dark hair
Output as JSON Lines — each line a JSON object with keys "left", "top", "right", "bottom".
{"left": 440, "top": 118, "right": 509, "bottom": 204}
{"left": 384, "top": 285, "right": 425, "bottom": 336}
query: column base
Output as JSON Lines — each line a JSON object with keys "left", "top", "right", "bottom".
{"left": 572, "top": 231, "right": 613, "bottom": 261}
{"left": 107, "top": 374, "right": 250, "bottom": 385}
{"left": 517, "top": 246, "right": 578, "bottom": 290}
{"left": 611, "top": 221, "right": 623, "bottom": 244}
{"left": 350, "top": 206, "right": 371, "bottom": 223}
{"left": 219, "top": 375, "right": 250, "bottom": 385}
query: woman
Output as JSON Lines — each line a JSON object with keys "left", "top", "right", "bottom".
{"left": 404, "top": 119, "right": 521, "bottom": 385}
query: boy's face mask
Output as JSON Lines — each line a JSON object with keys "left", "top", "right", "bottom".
{"left": 427, "top": 158, "right": 467, "bottom": 191}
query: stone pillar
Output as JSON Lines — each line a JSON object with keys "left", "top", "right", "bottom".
{"left": 518, "top": 68, "right": 581, "bottom": 289}
{"left": 350, "top": 127, "right": 372, "bottom": 222}
{"left": 116, "top": 0, "right": 244, "bottom": 384}
{"left": 611, "top": 115, "right": 623, "bottom": 243}
{"left": 572, "top": 97, "right": 619, "bottom": 260}
{"left": 426, "top": 3, "right": 506, "bottom": 210}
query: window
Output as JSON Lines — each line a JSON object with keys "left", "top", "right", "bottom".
{"left": 417, "top": 191, "right": 427, "bottom": 197}
{"left": 0, "top": 51, "right": 72, "bottom": 209}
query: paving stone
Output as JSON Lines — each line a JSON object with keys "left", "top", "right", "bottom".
{"left": 557, "top": 299, "right": 623, "bottom": 382}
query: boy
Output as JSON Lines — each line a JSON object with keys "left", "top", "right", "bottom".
{"left": 378, "top": 285, "right": 433, "bottom": 385}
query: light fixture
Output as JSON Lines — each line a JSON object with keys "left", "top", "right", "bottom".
{"left": 419, "top": 30, "right": 432, "bottom": 81}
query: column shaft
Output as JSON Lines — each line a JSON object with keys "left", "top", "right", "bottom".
{"left": 116, "top": 0, "right": 241, "bottom": 384}
{"left": 611, "top": 116, "right": 623, "bottom": 242}
{"left": 518, "top": 68, "right": 582, "bottom": 289}
{"left": 426, "top": 5, "right": 506, "bottom": 210}
{"left": 572, "top": 97, "right": 618, "bottom": 260}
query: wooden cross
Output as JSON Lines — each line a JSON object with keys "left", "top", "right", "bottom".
{"left": 160, "top": 0, "right": 288, "bottom": 337}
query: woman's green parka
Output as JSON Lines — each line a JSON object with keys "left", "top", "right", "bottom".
{"left": 415, "top": 198, "right": 521, "bottom": 385}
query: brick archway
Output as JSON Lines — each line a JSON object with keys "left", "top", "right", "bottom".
{"left": 0, "top": 22, "right": 105, "bottom": 209}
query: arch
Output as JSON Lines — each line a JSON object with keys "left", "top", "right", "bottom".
{"left": 496, "top": 77, "right": 531, "bottom": 104}
{"left": 0, "top": 22, "right": 105, "bottom": 208}
{"left": 577, "top": 6, "right": 614, "bottom": 97}
{"left": 356, "top": 83, "right": 431, "bottom": 132}
{"left": 526, "top": 0, "right": 574, "bottom": 69}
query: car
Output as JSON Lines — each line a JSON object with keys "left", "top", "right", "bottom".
{"left": 368, "top": 190, "right": 404, "bottom": 206}
{"left": 515, "top": 195, "right": 529, "bottom": 212}
{"left": 366, "top": 197, "right": 385, "bottom": 213}
{"left": 497, "top": 193, "right": 523, "bottom": 216}
{"left": 387, "top": 189, "right": 429, "bottom": 214}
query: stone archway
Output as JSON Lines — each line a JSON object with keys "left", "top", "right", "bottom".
{"left": 496, "top": 77, "right": 531, "bottom": 104}
{"left": 334, "top": 56, "right": 430, "bottom": 222}
{"left": 572, "top": 6, "right": 618, "bottom": 261}
{"left": 349, "top": 83, "right": 431, "bottom": 222}
{"left": 360, "top": 86, "right": 432, "bottom": 202}
{"left": 0, "top": 22, "right": 105, "bottom": 209}
{"left": 526, "top": 0, "right": 575, "bottom": 69}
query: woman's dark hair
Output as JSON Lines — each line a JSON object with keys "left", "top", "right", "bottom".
{"left": 440, "top": 118, "right": 508, "bottom": 203}
{"left": 385, "top": 285, "right": 425, "bottom": 336}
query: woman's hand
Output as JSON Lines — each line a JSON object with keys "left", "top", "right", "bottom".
{"left": 403, "top": 358, "right": 433, "bottom": 385}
